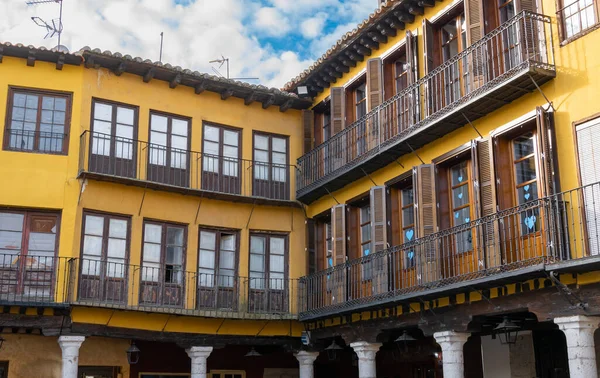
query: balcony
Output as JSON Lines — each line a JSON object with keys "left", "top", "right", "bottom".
{"left": 67, "top": 258, "right": 299, "bottom": 320}
{"left": 78, "top": 131, "right": 298, "bottom": 206}
{"left": 297, "top": 11, "right": 556, "bottom": 203}
{"left": 298, "top": 181, "right": 600, "bottom": 321}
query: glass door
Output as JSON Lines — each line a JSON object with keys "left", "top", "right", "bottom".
{"left": 147, "top": 113, "right": 190, "bottom": 187}
{"left": 253, "top": 133, "right": 289, "bottom": 200}
{"left": 201, "top": 124, "right": 241, "bottom": 194}
{"left": 197, "top": 229, "right": 237, "bottom": 310}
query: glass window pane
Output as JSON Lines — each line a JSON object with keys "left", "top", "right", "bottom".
{"left": 451, "top": 162, "right": 468, "bottom": 186}
{"left": 223, "top": 145, "right": 238, "bottom": 159}
{"left": 204, "top": 125, "right": 220, "bottom": 142}
{"left": 250, "top": 254, "right": 265, "bottom": 272}
{"left": 513, "top": 133, "right": 535, "bottom": 159}
{"left": 13, "top": 93, "right": 26, "bottom": 107}
{"left": 25, "top": 94, "right": 38, "bottom": 109}
{"left": 272, "top": 152, "right": 286, "bottom": 165}
{"left": 107, "top": 238, "right": 126, "bottom": 259}
{"left": 270, "top": 255, "right": 284, "bottom": 273}
{"left": 85, "top": 215, "right": 104, "bottom": 236}
{"left": 270, "top": 237, "right": 285, "bottom": 255}
{"left": 167, "top": 227, "right": 184, "bottom": 246}
{"left": 219, "top": 250, "right": 235, "bottom": 270}
{"left": 143, "top": 243, "right": 161, "bottom": 263}
{"left": 93, "top": 120, "right": 112, "bottom": 136}
{"left": 144, "top": 224, "right": 162, "bottom": 243}
{"left": 453, "top": 207, "right": 472, "bottom": 226}
{"left": 172, "top": 135, "right": 187, "bottom": 150}
{"left": 272, "top": 137, "right": 286, "bottom": 153}
{"left": 517, "top": 182, "right": 538, "bottom": 204}
{"left": 25, "top": 108, "right": 37, "bottom": 122}
{"left": 54, "top": 97, "right": 66, "bottom": 111}
{"left": 166, "top": 246, "right": 183, "bottom": 264}
{"left": 11, "top": 107, "right": 25, "bottom": 121}
{"left": 223, "top": 130, "right": 238, "bottom": 146}
{"left": 172, "top": 119, "right": 188, "bottom": 136}
{"left": 199, "top": 249, "right": 215, "bottom": 269}
{"left": 255, "top": 150, "right": 269, "bottom": 163}
{"left": 254, "top": 135, "right": 269, "bottom": 150}
{"left": 203, "top": 140, "right": 219, "bottom": 156}
{"left": 360, "top": 206, "right": 370, "bottom": 222}
{"left": 0, "top": 230, "right": 22, "bottom": 251}
{"left": 0, "top": 213, "right": 24, "bottom": 232}
{"left": 200, "top": 231, "right": 216, "bottom": 250}
{"left": 106, "top": 259, "right": 126, "bottom": 278}
{"left": 94, "top": 103, "right": 112, "bottom": 122}
{"left": 250, "top": 236, "right": 265, "bottom": 254}
{"left": 108, "top": 219, "right": 127, "bottom": 239}
{"left": 116, "top": 124, "right": 133, "bottom": 139}
{"left": 117, "top": 107, "right": 134, "bottom": 125}
{"left": 452, "top": 185, "right": 470, "bottom": 208}
{"left": 220, "top": 234, "right": 236, "bottom": 251}
{"left": 151, "top": 114, "right": 168, "bottom": 132}
{"left": 250, "top": 271, "right": 265, "bottom": 289}
{"left": 515, "top": 157, "right": 537, "bottom": 185}
{"left": 83, "top": 235, "right": 102, "bottom": 257}
{"left": 402, "top": 207, "right": 414, "bottom": 227}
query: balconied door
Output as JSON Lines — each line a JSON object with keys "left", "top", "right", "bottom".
{"left": 253, "top": 133, "right": 289, "bottom": 200}
{"left": 201, "top": 124, "right": 241, "bottom": 195}
{"left": 248, "top": 234, "right": 288, "bottom": 313}
{"left": 147, "top": 112, "right": 190, "bottom": 187}
{"left": 89, "top": 101, "right": 137, "bottom": 178}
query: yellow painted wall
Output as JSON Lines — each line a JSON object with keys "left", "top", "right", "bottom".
{"left": 0, "top": 334, "right": 130, "bottom": 378}
{"left": 0, "top": 56, "right": 306, "bottom": 335}
{"left": 305, "top": 0, "right": 600, "bottom": 219}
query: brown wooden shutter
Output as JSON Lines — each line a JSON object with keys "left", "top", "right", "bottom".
{"left": 536, "top": 106, "right": 560, "bottom": 197}
{"left": 331, "top": 204, "right": 347, "bottom": 265}
{"left": 476, "top": 137, "right": 501, "bottom": 268}
{"left": 306, "top": 219, "right": 316, "bottom": 274}
{"left": 406, "top": 30, "right": 419, "bottom": 85}
{"left": 515, "top": 0, "right": 537, "bottom": 12}
{"left": 316, "top": 222, "right": 325, "bottom": 271}
{"left": 415, "top": 164, "right": 439, "bottom": 283}
{"left": 314, "top": 112, "right": 323, "bottom": 146}
{"left": 367, "top": 58, "right": 383, "bottom": 111}
{"left": 302, "top": 109, "right": 314, "bottom": 154}
{"left": 370, "top": 186, "right": 388, "bottom": 253}
{"left": 423, "top": 19, "right": 435, "bottom": 75}
{"left": 347, "top": 206, "right": 360, "bottom": 261}
{"left": 330, "top": 87, "right": 345, "bottom": 135}
{"left": 465, "top": 0, "right": 484, "bottom": 46}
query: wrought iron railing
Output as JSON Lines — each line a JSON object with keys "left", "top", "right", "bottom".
{"left": 68, "top": 258, "right": 298, "bottom": 319}
{"left": 3, "top": 129, "right": 68, "bottom": 154}
{"left": 298, "top": 181, "right": 600, "bottom": 319}
{"left": 0, "top": 254, "right": 70, "bottom": 305}
{"left": 79, "top": 130, "right": 295, "bottom": 201}
{"left": 297, "top": 11, "right": 555, "bottom": 194}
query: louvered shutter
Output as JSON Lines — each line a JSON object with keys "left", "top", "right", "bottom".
{"left": 415, "top": 164, "right": 439, "bottom": 283}
{"left": 536, "top": 107, "right": 559, "bottom": 197}
{"left": 302, "top": 110, "right": 314, "bottom": 154}
{"left": 367, "top": 58, "right": 383, "bottom": 111}
{"left": 316, "top": 222, "right": 325, "bottom": 271}
{"left": 423, "top": 19, "right": 436, "bottom": 116}
{"left": 330, "top": 87, "right": 346, "bottom": 135}
{"left": 515, "top": 0, "right": 537, "bottom": 12}
{"left": 406, "top": 30, "right": 419, "bottom": 85}
{"left": 306, "top": 219, "right": 316, "bottom": 274}
{"left": 465, "top": 0, "right": 486, "bottom": 90}
{"left": 576, "top": 119, "right": 600, "bottom": 256}
{"left": 476, "top": 137, "right": 500, "bottom": 267}
{"left": 370, "top": 186, "right": 388, "bottom": 253}
{"left": 331, "top": 204, "right": 347, "bottom": 265}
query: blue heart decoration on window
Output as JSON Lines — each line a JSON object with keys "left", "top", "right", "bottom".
{"left": 524, "top": 193, "right": 531, "bottom": 200}
{"left": 465, "top": 217, "right": 470, "bottom": 223}
{"left": 407, "top": 251, "right": 415, "bottom": 260}
{"left": 524, "top": 185, "right": 530, "bottom": 192}
{"left": 455, "top": 212, "right": 460, "bottom": 219}
{"left": 406, "top": 229, "right": 414, "bottom": 241}
{"left": 458, "top": 192, "right": 463, "bottom": 199}
{"left": 524, "top": 215, "right": 537, "bottom": 230}
{"left": 458, "top": 176, "right": 463, "bottom": 182}
{"left": 364, "top": 250, "right": 370, "bottom": 256}
{"left": 328, "top": 258, "right": 333, "bottom": 267}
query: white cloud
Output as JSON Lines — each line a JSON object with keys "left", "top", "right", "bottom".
{"left": 0, "top": 0, "right": 377, "bottom": 88}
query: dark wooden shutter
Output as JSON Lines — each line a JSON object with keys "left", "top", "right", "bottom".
{"left": 415, "top": 164, "right": 439, "bottom": 283}
{"left": 476, "top": 137, "right": 500, "bottom": 268}
{"left": 302, "top": 110, "right": 314, "bottom": 154}
{"left": 306, "top": 219, "right": 316, "bottom": 274}
{"left": 515, "top": 0, "right": 537, "bottom": 12}
{"left": 536, "top": 106, "right": 559, "bottom": 196}
{"left": 465, "top": 0, "right": 484, "bottom": 46}
{"left": 423, "top": 19, "right": 435, "bottom": 75}
{"left": 367, "top": 58, "right": 383, "bottom": 111}
{"left": 406, "top": 30, "right": 419, "bottom": 85}
{"left": 330, "top": 87, "right": 345, "bottom": 135}
{"left": 316, "top": 222, "right": 325, "bottom": 271}
{"left": 347, "top": 206, "right": 360, "bottom": 261}
{"left": 331, "top": 204, "right": 347, "bottom": 265}
{"left": 314, "top": 112, "right": 323, "bottom": 145}
{"left": 370, "top": 186, "right": 388, "bottom": 253}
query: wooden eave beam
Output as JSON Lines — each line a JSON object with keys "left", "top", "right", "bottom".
{"left": 419, "top": 0, "right": 436, "bottom": 7}
{"left": 314, "top": 78, "right": 330, "bottom": 88}
{"left": 326, "top": 68, "right": 343, "bottom": 79}
{"left": 27, "top": 50, "right": 36, "bottom": 67}
{"left": 359, "top": 38, "right": 379, "bottom": 50}
{"left": 244, "top": 91, "right": 257, "bottom": 106}
{"left": 320, "top": 72, "right": 336, "bottom": 83}
{"left": 332, "top": 62, "right": 350, "bottom": 74}
{"left": 279, "top": 99, "right": 294, "bottom": 113}
{"left": 340, "top": 58, "right": 357, "bottom": 68}
{"left": 195, "top": 81, "right": 207, "bottom": 94}
{"left": 376, "top": 23, "right": 397, "bottom": 37}
{"left": 367, "top": 31, "right": 388, "bottom": 44}
{"left": 114, "top": 62, "right": 127, "bottom": 76}
{"left": 221, "top": 88, "right": 234, "bottom": 100}
{"left": 394, "top": 11, "right": 415, "bottom": 23}
{"left": 262, "top": 95, "right": 275, "bottom": 109}
{"left": 354, "top": 44, "right": 372, "bottom": 56}
{"left": 143, "top": 68, "right": 155, "bottom": 83}
{"left": 385, "top": 18, "right": 405, "bottom": 30}
{"left": 84, "top": 56, "right": 95, "bottom": 69}
{"left": 408, "top": 5, "right": 425, "bottom": 15}
{"left": 0, "top": 46, "right": 4, "bottom": 63}
{"left": 56, "top": 54, "right": 65, "bottom": 70}
{"left": 169, "top": 74, "right": 182, "bottom": 89}
{"left": 345, "top": 51, "right": 364, "bottom": 62}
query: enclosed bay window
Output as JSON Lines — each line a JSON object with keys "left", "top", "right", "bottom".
{"left": 79, "top": 212, "right": 129, "bottom": 303}
{"left": 4, "top": 87, "right": 71, "bottom": 154}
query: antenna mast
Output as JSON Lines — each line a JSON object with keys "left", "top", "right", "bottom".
{"left": 27, "top": 0, "right": 64, "bottom": 48}
{"left": 159, "top": 32, "right": 164, "bottom": 63}
{"left": 209, "top": 55, "right": 259, "bottom": 81}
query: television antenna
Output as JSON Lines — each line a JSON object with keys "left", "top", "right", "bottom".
{"left": 27, "top": 0, "right": 64, "bottom": 48}
{"left": 209, "top": 55, "right": 259, "bottom": 81}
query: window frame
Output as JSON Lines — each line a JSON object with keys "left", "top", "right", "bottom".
{"left": 447, "top": 159, "right": 475, "bottom": 254}
{"left": 4, "top": 86, "right": 73, "bottom": 155}
{"left": 90, "top": 97, "right": 139, "bottom": 161}
{"left": 252, "top": 130, "right": 290, "bottom": 183}
{"left": 148, "top": 110, "right": 192, "bottom": 169}
{"left": 0, "top": 208, "right": 61, "bottom": 258}
{"left": 140, "top": 219, "right": 188, "bottom": 284}
{"left": 201, "top": 121, "right": 242, "bottom": 160}
{"left": 557, "top": 0, "right": 600, "bottom": 45}
{"left": 400, "top": 184, "right": 416, "bottom": 268}
{"left": 197, "top": 227, "right": 240, "bottom": 288}
{"left": 248, "top": 232, "right": 289, "bottom": 290}
{"left": 209, "top": 370, "right": 246, "bottom": 378}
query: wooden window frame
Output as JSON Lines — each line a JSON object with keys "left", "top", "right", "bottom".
{"left": 0, "top": 208, "right": 61, "bottom": 258}
{"left": 359, "top": 204, "right": 372, "bottom": 257}
{"left": 197, "top": 227, "right": 240, "bottom": 284}
{"left": 354, "top": 82, "right": 367, "bottom": 121}
{"left": 141, "top": 220, "right": 188, "bottom": 283}
{"left": 248, "top": 232, "right": 289, "bottom": 284}
{"left": 4, "top": 86, "right": 72, "bottom": 155}
{"left": 439, "top": 13, "right": 469, "bottom": 104}
{"left": 148, "top": 110, "right": 192, "bottom": 167}
{"left": 400, "top": 184, "right": 416, "bottom": 268}
{"left": 90, "top": 98, "right": 139, "bottom": 141}
{"left": 201, "top": 122, "right": 242, "bottom": 159}
{"left": 80, "top": 210, "right": 131, "bottom": 262}
{"left": 557, "top": 0, "right": 600, "bottom": 45}
{"left": 252, "top": 131, "right": 290, "bottom": 199}
{"left": 209, "top": 370, "right": 246, "bottom": 378}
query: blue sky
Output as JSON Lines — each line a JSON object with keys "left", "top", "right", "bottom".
{"left": 0, "top": 0, "right": 377, "bottom": 88}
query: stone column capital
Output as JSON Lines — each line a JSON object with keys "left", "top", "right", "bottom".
{"left": 555, "top": 315, "right": 599, "bottom": 331}
{"left": 350, "top": 341, "right": 382, "bottom": 360}
{"left": 295, "top": 351, "right": 319, "bottom": 366}
{"left": 58, "top": 336, "right": 85, "bottom": 357}
{"left": 433, "top": 331, "right": 469, "bottom": 350}
{"left": 186, "top": 346, "right": 213, "bottom": 359}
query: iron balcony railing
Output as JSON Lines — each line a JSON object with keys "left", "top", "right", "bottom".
{"left": 79, "top": 130, "right": 295, "bottom": 201}
{"left": 68, "top": 258, "right": 298, "bottom": 319}
{"left": 298, "top": 181, "right": 600, "bottom": 320}
{"left": 297, "top": 11, "right": 555, "bottom": 195}
{"left": 3, "top": 129, "right": 68, "bottom": 155}
{"left": 0, "top": 254, "right": 70, "bottom": 306}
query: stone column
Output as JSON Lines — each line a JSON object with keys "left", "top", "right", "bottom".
{"left": 295, "top": 350, "right": 319, "bottom": 378}
{"left": 186, "top": 346, "right": 213, "bottom": 378}
{"left": 350, "top": 341, "right": 382, "bottom": 378}
{"left": 555, "top": 315, "right": 599, "bottom": 378}
{"left": 58, "top": 336, "right": 85, "bottom": 378}
{"left": 434, "top": 331, "right": 469, "bottom": 378}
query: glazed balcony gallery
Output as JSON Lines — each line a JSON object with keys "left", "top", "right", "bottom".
{"left": 297, "top": 10, "right": 555, "bottom": 203}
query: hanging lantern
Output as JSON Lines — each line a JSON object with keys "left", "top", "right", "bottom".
{"left": 126, "top": 341, "right": 141, "bottom": 365}
{"left": 394, "top": 330, "right": 417, "bottom": 352}
{"left": 324, "top": 340, "right": 343, "bottom": 361}
{"left": 244, "top": 347, "right": 262, "bottom": 357}
{"left": 494, "top": 317, "right": 520, "bottom": 345}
